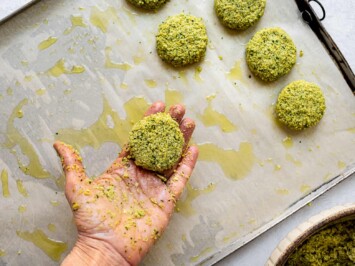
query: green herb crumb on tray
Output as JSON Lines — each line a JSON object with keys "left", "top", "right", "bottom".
{"left": 128, "top": 113, "right": 184, "bottom": 172}
{"left": 126, "top": 0, "right": 169, "bottom": 10}
{"left": 156, "top": 13, "right": 208, "bottom": 67}
{"left": 246, "top": 27, "right": 297, "bottom": 82}
{"left": 276, "top": 80, "right": 326, "bottom": 130}
{"left": 215, "top": 0, "right": 266, "bottom": 30}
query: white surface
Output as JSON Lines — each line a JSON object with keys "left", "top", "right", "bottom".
{"left": 217, "top": 1, "right": 355, "bottom": 265}
{"left": 0, "top": 0, "right": 37, "bottom": 23}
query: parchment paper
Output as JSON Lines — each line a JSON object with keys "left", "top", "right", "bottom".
{"left": 0, "top": 0, "right": 354, "bottom": 265}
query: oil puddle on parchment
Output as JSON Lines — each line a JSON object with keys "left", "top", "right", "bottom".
{"left": 18, "top": 205, "right": 27, "bottom": 213}
{"left": 197, "top": 95, "right": 237, "bottom": 133}
{"left": 338, "top": 161, "right": 346, "bottom": 170}
{"left": 276, "top": 188, "right": 289, "bottom": 195}
{"left": 38, "top": 37, "right": 58, "bottom": 50}
{"left": 16, "top": 179, "right": 29, "bottom": 197}
{"left": 144, "top": 79, "right": 157, "bottom": 88}
{"left": 64, "top": 15, "right": 87, "bottom": 35}
{"left": 171, "top": 217, "right": 222, "bottom": 265}
{"left": 133, "top": 55, "right": 145, "bottom": 65}
{"left": 165, "top": 89, "right": 183, "bottom": 108}
{"left": 55, "top": 97, "right": 149, "bottom": 150}
{"left": 222, "top": 231, "right": 239, "bottom": 244}
{"left": 17, "top": 229, "right": 67, "bottom": 262}
{"left": 286, "top": 153, "right": 302, "bottom": 167}
{"left": 122, "top": 6, "right": 137, "bottom": 25}
{"left": 198, "top": 142, "right": 255, "bottom": 180}
{"left": 282, "top": 136, "right": 293, "bottom": 149}
{"left": 175, "top": 183, "right": 216, "bottom": 217}
{"left": 227, "top": 61, "right": 243, "bottom": 81}
{"left": 90, "top": 6, "right": 121, "bottom": 33}
{"left": 2, "top": 99, "right": 50, "bottom": 178}
{"left": 48, "top": 224, "right": 56, "bottom": 232}
{"left": 189, "top": 247, "right": 213, "bottom": 263}
{"left": 3, "top": 96, "right": 148, "bottom": 181}
{"left": 194, "top": 66, "right": 203, "bottom": 83}
{"left": 105, "top": 47, "right": 132, "bottom": 71}
{"left": 1, "top": 169, "right": 10, "bottom": 198}
{"left": 178, "top": 71, "right": 188, "bottom": 84}
{"left": 47, "top": 59, "right": 85, "bottom": 77}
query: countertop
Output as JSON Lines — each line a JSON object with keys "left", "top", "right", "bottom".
{"left": 217, "top": 0, "right": 355, "bottom": 265}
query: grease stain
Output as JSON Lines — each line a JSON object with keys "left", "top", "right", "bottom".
{"left": 38, "top": 37, "right": 58, "bottom": 50}
{"left": 198, "top": 142, "right": 255, "bottom": 180}
{"left": 55, "top": 97, "right": 149, "bottom": 149}
{"left": 194, "top": 66, "right": 203, "bottom": 83}
{"left": 165, "top": 89, "right": 183, "bottom": 108}
{"left": 18, "top": 205, "right": 27, "bottom": 213}
{"left": 1, "top": 169, "right": 10, "bottom": 198}
{"left": 286, "top": 154, "right": 302, "bottom": 167}
{"left": 189, "top": 247, "right": 213, "bottom": 263}
{"left": 2, "top": 99, "right": 49, "bottom": 178}
{"left": 227, "top": 61, "right": 243, "bottom": 81}
{"left": 198, "top": 97, "right": 237, "bottom": 133}
{"left": 17, "top": 229, "right": 67, "bottom": 261}
{"left": 144, "top": 79, "right": 157, "bottom": 88}
{"left": 64, "top": 15, "right": 87, "bottom": 34}
{"left": 90, "top": 7, "right": 121, "bottom": 33}
{"left": 282, "top": 136, "right": 293, "bottom": 149}
{"left": 105, "top": 47, "right": 132, "bottom": 71}
{"left": 16, "top": 179, "right": 29, "bottom": 197}
{"left": 338, "top": 161, "right": 346, "bottom": 169}
{"left": 176, "top": 183, "right": 216, "bottom": 217}
{"left": 47, "top": 59, "right": 85, "bottom": 77}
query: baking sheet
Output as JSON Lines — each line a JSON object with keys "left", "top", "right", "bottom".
{"left": 0, "top": 0, "right": 354, "bottom": 265}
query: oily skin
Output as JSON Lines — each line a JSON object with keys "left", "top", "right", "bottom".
{"left": 55, "top": 102, "right": 198, "bottom": 266}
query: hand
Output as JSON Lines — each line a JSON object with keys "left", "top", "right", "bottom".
{"left": 54, "top": 102, "right": 199, "bottom": 266}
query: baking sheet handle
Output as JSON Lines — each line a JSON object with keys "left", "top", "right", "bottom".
{"left": 295, "top": 0, "right": 355, "bottom": 93}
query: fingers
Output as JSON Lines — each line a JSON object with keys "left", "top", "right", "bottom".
{"left": 180, "top": 118, "right": 196, "bottom": 151}
{"left": 166, "top": 145, "right": 199, "bottom": 200}
{"left": 169, "top": 104, "right": 185, "bottom": 124}
{"left": 53, "top": 141, "right": 87, "bottom": 203}
{"left": 118, "top": 144, "right": 129, "bottom": 159}
{"left": 144, "top": 101, "right": 165, "bottom": 117}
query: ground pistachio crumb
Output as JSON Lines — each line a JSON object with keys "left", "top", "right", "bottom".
{"left": 72, "top": 202, "right": 80, "bottom": 211}
{"left": 128, "top": 112, "right": 184, "bottom": 172}
{"left": 246, "top": 27, "right": 297, "bottom": 81}
{"left": 156, "top": 13, "right": 208, "bottom": 67}
{"left": 215, "top": 0, "right": 266, "bottom": 30}
{"left": 126, "top": 0, "right": 169, "bottom": 10}
{"left": 276, "top": 80, "right": 326, "bottom": 130}
{"left": 286, "top": 220, "right": 355, "bottom": 265}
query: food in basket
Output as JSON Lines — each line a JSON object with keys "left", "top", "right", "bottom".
{"left": 214, "top": 0, "right": 266, "bottom": 30}
{"left": 246, "top": 27, "right": 297, "bottom": 81}
{"left": 156, "top": 13, "right": 208, "bottom": 67}
{"left": 286, "top": 220, "right": 355, "bottom": 265}
{"left": 275, "top": 80, "right": 326, "bottom": 130}
{"left": 128, "top": 113, "right": 184, "bottom": 172}
{"left": 126, "top": 0, "right": 168, "bottom": 10}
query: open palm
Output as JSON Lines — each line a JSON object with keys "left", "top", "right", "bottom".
{"left": 54, "top": 102, "right": 198, "bottom": 266}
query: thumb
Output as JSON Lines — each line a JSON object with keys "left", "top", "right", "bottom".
{"left": 167, "top": 145, "right": 199, "bottom": 201}
{"left": 53, "top": 141, "right": 87, "bottom": 204}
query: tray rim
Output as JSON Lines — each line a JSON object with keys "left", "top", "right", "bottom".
{"left": 0, "top": 1, "right": 354, "bottom": 265}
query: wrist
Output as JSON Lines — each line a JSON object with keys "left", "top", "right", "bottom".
{"left": 62, "top": 235, "right": 130, "bottom": 266}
